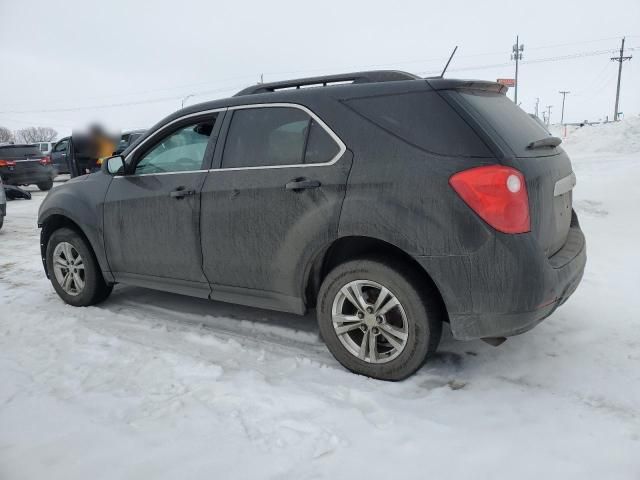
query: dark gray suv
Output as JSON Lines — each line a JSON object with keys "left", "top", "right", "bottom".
{"left": 38, "top": 71, "right": 586, "bottom": 380}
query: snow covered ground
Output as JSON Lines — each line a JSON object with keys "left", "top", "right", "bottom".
{"left": 1, "top": 119, "right": 640, "bottom": 479}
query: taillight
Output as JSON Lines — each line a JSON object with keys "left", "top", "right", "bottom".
{"left": 0, "top": 159, "right": 16, "bottom": 167}
{"left": 449, "top": 165, "right": 530, "bottom": 234}
{"left": 39, "top": 156, "right": 52, "bottom": 165}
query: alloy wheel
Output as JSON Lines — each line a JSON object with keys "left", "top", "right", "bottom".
{"left": 331, "top": 279, "right": 409, "bottom": 364}
{"left": 52, "top": 242, "right": 85, "bottom": 296}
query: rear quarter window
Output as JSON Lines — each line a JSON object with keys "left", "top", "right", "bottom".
{"left": 455, "top": 90, "right": 553, "bottom": 157}
{"left": 343, "top": 91, "right": 492, "bottom": 157}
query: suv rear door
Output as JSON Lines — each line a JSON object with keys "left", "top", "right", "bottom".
{"left": 200, "top": 104, "right": 351, "bottom": 313}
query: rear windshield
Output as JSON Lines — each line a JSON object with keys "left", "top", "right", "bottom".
{"left": 344, "top": 91, "right": 492, "bottom": 157}
{"left": 0, "top": 145, "right": 43, "bottom": 157}
{"left": 455, "top": 90, "right": 553, "bottom": 157}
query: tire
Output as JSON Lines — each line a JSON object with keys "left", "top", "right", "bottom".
{"left": 37, "top": 179, "right": 54, "bottom": 191}
{"left": 46, "top": 227, "right": 113, "bottom": 306}
{"left": 317, "top": 257, "right": 442, "bottom": 381}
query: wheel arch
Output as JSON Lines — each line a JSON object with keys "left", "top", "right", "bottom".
{"left": 304, "top": 235, "right": 449, "bottom": 322}
{"left": 39, "top": 213, "right": 111, "bottom": 283}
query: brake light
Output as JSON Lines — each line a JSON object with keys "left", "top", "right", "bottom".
{"left": 449, "top": 165, "right": 530, "bottom": 234}
{"left": 39, "top": 156, "right": 52, "bottom": 165}
{"left": 0, "top": 159, "right": 16, "bottom": 167}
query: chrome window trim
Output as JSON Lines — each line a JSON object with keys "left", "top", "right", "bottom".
{"left": 553, "top": 171, "right": 576, "bottom": 196}
{"left": 213, "top": 103, "right": 346, "bottom": 171}
{"left": 115, "top": 107, "right": 227, "bottom": 178}
{"left": 115, "top": 169, "right": 208, "bottom": 178}
{"left": 115, "top": 103, "right": 346, "bottom": 178}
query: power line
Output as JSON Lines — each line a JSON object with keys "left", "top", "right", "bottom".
{"left": 0, "top": 85, "right": 243, "bottom": 115}
{"left": 417, "top": 47, "right": 634, "bottom": 76}
{"left": 1, "top": 45, "right": 638, "bottom": 116}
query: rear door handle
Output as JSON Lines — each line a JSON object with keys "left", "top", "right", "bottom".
{"left": 285, "top": 178, "right": 321, "bottom": 191}
{"left": 170, "top": 188, "right": 196, "bottom": 199}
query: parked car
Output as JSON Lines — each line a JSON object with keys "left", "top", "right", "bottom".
{"left": 0, "top": 176, "right": 5, "bottom": 231}
{"left": 50, "top": 137, "right": 71, "bottom": 175}
{"left": 0, "top": 144, "right": 56, "bottom": 190}
{"left": 34, "top": 141, "right": 56, "bottom": 155}
{"left": 38, "top": 71, "right": 586, "bottom": 380}
{"left": 114, "top": 129, "right": 146, "bottom": 155}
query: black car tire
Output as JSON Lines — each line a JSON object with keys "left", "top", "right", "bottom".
{"left": 317, "top": 257, "right": 442, "bottom": 381}
{"left": 46, "top": 228, "right": 113, "bottom": 307}
{"left": 37, "top": 180, "right": 54, "bottom": 191}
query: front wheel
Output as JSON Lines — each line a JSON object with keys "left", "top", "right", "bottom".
{"left": 317, "top": 257, "right": 442, "bottom": 381}
{"left": 46, "top": 228, "right": 113, "bottom": 306}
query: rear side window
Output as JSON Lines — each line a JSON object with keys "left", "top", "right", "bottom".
{"left": 344, "top": 91, "right": 492, "bottom": 157}
{"left": 0, "top": 145, "right": 42, "bottom": 157}
{"left": 222, "top": 107, "right": 340, "bottom": 168}
{"left": 305, "top": 120, "right": 340, "bottom": 164}
{"left": 455, "top": 90, "right": 552, "bottom": 157}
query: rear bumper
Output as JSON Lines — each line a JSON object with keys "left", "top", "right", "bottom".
{"left": 417, "top": 211, "right": 587, "bottom": 341}
{"left": 448, "top": 242, "right": 585, "bottom": 339}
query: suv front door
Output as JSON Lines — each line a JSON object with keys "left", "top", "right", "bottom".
{"left": 51, "top": 138, "right": 69, "bottom": 174}
{"left": 103, "top": 111, "right": 224, "bottom": 297}
{"left": 200, "top": 104, "right": 351, "bottom": 313}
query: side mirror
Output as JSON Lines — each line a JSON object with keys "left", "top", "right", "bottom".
{"left": 103, "top": 155, "right": 125, "bottom": 175}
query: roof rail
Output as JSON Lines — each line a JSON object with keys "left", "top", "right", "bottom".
{"left": 234, "top": 70, "right": 421, "bottom": 96}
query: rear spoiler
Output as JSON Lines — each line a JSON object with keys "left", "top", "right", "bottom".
{"left": 425, "top": 78, "right": 508, "bottom": 94}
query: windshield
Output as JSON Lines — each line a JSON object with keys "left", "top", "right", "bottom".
{"left": 0, "top": 145, "right": 43, "bottom": 157}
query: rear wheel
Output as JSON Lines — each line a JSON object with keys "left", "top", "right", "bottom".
{"left": 46, "top": 228, "right": 113, "bottom": 306}
{"left": 37, "top": 179, "right": 53, "bottom": 191}
{"left": 317, "top": 257, "right": 442, "bottom": 381}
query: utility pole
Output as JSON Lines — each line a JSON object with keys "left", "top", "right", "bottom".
{"left": 510, "top": 36, "right": 524, "bottom": 104}
{"left": 559, "top": 91, "right": 570, "bottom": 125}
{"left": 546, "top": 105, "right": 553, "bottom": 126}
{"left": 610, "top": 37, "right": 632, "bottom": 121}
{"left": 534, "top": 97, "right": 540, "bottom": 118}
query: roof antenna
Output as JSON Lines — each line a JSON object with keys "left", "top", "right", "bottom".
{"left": 440, "top": 46, "right": 458, "bottom": 78}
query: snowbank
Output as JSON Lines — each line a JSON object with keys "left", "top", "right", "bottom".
{"left": 551, "top": 115, "right": 640, "bottom": 155}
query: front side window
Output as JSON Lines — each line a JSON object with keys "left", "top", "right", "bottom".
{"left": 135, "top": 119, "right": 214, "bottom": 174}
{"left": 221, "top": 106, "right": 340, "bottom": 169}
{"left": 54, "top": 140, "right": 68, "bottom": 152}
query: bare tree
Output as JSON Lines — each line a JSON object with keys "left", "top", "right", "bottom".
{"left": 0, "top": 126, "right": 14, "bottom": 143}
{"left": 14, "top": 126, "right": 58, "bottom": 143}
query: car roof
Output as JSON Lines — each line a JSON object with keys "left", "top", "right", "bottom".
{"left": 140, "top": 70, "right": 505, "bottom": 144}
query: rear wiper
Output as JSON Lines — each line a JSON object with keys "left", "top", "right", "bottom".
{"left": 527, "top": 136, "right": 562, "bottom": 150}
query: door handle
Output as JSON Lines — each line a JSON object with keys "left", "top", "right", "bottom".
{"left": 285, "top": 178, "right": 321, "bottom": 191}
{"left": 170, "top": 188, "right": 196, "bottom": 199}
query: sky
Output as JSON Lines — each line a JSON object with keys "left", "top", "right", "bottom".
{"left": 0, "top": 0, "right": 638, "bottom": 138}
